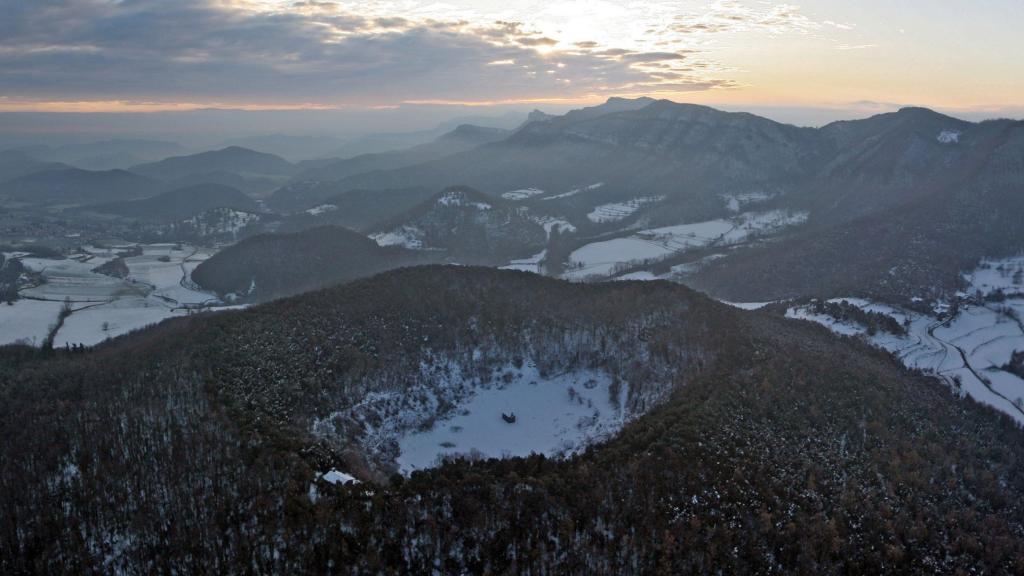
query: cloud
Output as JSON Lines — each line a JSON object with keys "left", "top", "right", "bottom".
{"left": 621, "top": 52, "right": 689, "bottom": 63}
{"left": 0, "top": 0, "right": 740, "bottom": 108}
{"left": 516, "top": 36, "right": 559, "bottom": 47}
{"left": 668, "top": 1, "right": 825, "bottom": 36}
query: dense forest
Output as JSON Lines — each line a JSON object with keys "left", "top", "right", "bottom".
{"left": 190, "top": 225, "right": 437, "bottom": 302}
{"left": 2, "top": 267, "right": 1023, "bottom": 574}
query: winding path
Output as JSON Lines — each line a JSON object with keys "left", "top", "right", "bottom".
{"left": 927, "top": 311, "right": 1024, "bottom": 419}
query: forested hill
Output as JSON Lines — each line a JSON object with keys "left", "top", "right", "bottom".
{"left": 2, "top": 266, "right": 1024, "bottom": 573}
{"left": 190, "top": 225, "right": 437, "bottom": 301}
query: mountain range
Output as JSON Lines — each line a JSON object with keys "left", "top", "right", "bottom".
{"left": 258, "top": 98, "right": 1021, "bottom": 304}
{"left": 88, "top": 183, "right": 259, "bottom": 222}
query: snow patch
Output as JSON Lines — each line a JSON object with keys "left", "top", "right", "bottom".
{"left": 586, "top": 196, "right": 663, "bottom": 223}
{"left": 437, "top": 191, "right": 491, "bottom": 210}
{"left": 543, "top": 182, "right": 603, "bottom": 201}
{"left": 11, "top": 244, "right": 228, "bottom": 348}
{"left": 787, "top": 294, "right": 1024, "bottom": 425}
{"left": 565, "top": 210, "right": 807, "bottom": 281}
{"left": 501, "top": 188, "right": 545, "bottom": 201}
{"left": 306, "top": 204, "right": 338, "bottom": 216}
{"left": 372, "top": 225, "right": 424, "bottom": 249}
{"left": 532, "top": 215, "right": 576, "bottom": 237}
{"left": 500, "top": 249, "right": 547, "bottom": 274}
{"left": 396, "top": 363, "right": 629, "bottom": 474}
{"left": 965, "top": 255, "right": 1024, "bottom": 297}
{"left": 321, "top": 469, "right": 359, "bottom": 485}
{"left": 615, "top": 271, "right": 659, "bottom": 281}
{"left": 721, "top": 191, "right": 770, "bottom": 213}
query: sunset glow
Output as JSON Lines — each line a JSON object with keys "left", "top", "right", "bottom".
{"left": 0, "top": 0, "right": 1020, "bottom": 120}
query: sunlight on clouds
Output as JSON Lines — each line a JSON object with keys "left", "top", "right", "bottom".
{"left": 1, "top": 1, "right": 1019, "bottom": 113}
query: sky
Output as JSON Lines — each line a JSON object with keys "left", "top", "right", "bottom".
{"left": 0, "top": 0, "right": 1021, "bottom": 142}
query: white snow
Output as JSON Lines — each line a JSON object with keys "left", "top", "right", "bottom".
{"left": 396, "top": 363, "right": 629, "bottom": 474}
{"left": 615, "top": 271, "right": 659, "bottom": 281}
{"left": 532, "top": 216, "right": 576, "bottom": 236}
{"left": 437, "top": 190, "right": 491, "bottom": 210}
{"left": 565, "top": 237, "right": 677, "bottom": 279}
{"left": 9, "top": 244, "right": 229, "bottom": 348}
{"left": 500, "top": 249, "right": 547, "bottom": 274}
{"left": 564, "top": 210, "right": 807, "bottom": 281}
{"left": 937, "top": 130, "right": 962, "bottom": 144}
{"left": 543, "top": 182, "right": 604, "bottom": 201}
{"left": 966, "top": 255, "right": 1024, "bottom": 296}
{"left": 306, "top": 204, "right": 338, "bottom": 216}
{"left": 586, "top": 196, "right": 663, "bottom": 223}
{"left": 19, "top": 256, "right": 123, "bottom": 303}
{"left": 721, "top": 301, "right": 774, "bottom": 310}
{"left": 320, "top": 469, "right": 359, "bottom": 485}
{"left": 372, "top": 225, "right": 424, "bottom": 249}
{"left": 787, "top": 290, "right": 1024, "bottom": 425}
{"left": 721, "top": 191, "right": 770, "bottom": 213}
{"left": 0, "top": 299, "right": 65, "bottom": 346}
{"left": 501, "top": 188, "right": 545, "bottom": 201}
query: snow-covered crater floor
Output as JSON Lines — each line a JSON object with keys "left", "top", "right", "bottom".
{"left": 396, "top": 363, "right": 628, "bottom": 474}
{"left": 315, "top": 358, "right": 632, "bottom": 475}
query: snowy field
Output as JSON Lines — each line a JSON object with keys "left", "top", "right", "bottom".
{"left": 542, "top": 182, "right": 603, "bottom": 201}
{"left": 586, "top": 196, "right": 663, "bottom": 223}
{"left": 966, "top": 256, "right": 1024, "bottom": 296}
{"left": 787, "top": 285, "right": 1024, "bottom": 425}
{"left": 501, "top": 249, "right": 547, "bottom": 274}
{"left": 6, "top": 244, "right": 230, "bottom": 347}
{"left": 18, "top": 256, "right": 126, "bottom": 303}
{"left": 501, "top": 187, "right": 545, "bottom": 201}
{"left": 396, "top": 363, "right": 629, "bottom": 474}
{"left": 722, "top": 191, "right": 770, "bottom": 212}
{"left": 0, "top": 299, "right": 66, "bottom": 346}
{"left": 564, "top": 210, "right": 807, "bottom": 281}
{"left": 313, "top": 357, "right": 633, "bottom": 475}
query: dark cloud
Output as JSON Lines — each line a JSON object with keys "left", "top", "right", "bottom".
{"left": 621, "top": 52, "right": 688, "bottom": 63}
{"left": 0, "top": 0, "right": 724, "bottom": 107}
{"left": 516, "top": 36, "right": 559, "bottom": 47}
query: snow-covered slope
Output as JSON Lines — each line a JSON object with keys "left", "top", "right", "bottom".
{"left": 787, "top": 259, "right": 1024, "bottom": 425}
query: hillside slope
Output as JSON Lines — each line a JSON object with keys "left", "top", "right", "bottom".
{"left": 2, "top": 267, "right": 1024, "bottom": 573}
{"left": 691, "top": 120, "right": 1024, "bottom": 302}
{"left": 369, "top": 186, "right": 547, "bottom": 264}
{"left": 191, "top": 225, "right": 433, "bottom": 301}
{"left": 89, "top": 183, "right": 259, "bottom": 221}
{"left": 0, "top": 167, "right": 158, "bottom": 205}
{"left": 130, "top": 146, "right": 297, "bottom": 181}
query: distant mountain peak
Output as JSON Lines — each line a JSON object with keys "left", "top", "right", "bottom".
{"left": 526, "top": 109, "right": 553, "bottom": 123}
{"left": 605, "top": 96, "right": 656, "bottom": 106}
{"left": 438, "top": 124, "right": 509, "bottom": 141}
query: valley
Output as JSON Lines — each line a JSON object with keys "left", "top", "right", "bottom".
{"left": 786, "top": 256, "right": 1024, "bottom": 424}
{"left": 3, "top": 243, "right": 234, "bottom": 347}
{"left": 1, "top": 96, "right": 1023, "bottom": 574}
